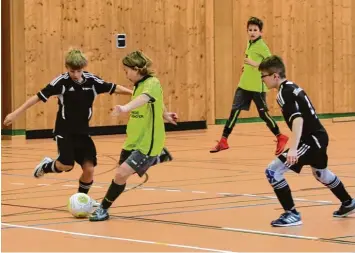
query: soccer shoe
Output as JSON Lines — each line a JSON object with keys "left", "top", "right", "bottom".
{"left": 91, "top": 199, "right": 101, "bottom": 208}
{"left": 89, "top": 207, "right": 109, "bottom": 222}
{"left": 159, "top": 147, "right": 173, "bottom": 162}
{"left": 210, "top": 137, "right": 229, "bottom": 153}
{"left": 333, "top": 199, "right": 355, "bottom": 217}
{"left": 33, "top": 157, "right": 53, "bottom": 178}
{"left": 271, "top": 211, "right": 302, "bottom": 227}
{"left": 275, "top": 134, "right": 289, "bottom": 155}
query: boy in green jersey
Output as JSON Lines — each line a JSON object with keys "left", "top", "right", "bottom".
{"left": 90, "top": 51, "right": 177, "bottom": 221}
{"left": 210, "top": 17, "right": 288, "bottom": 155}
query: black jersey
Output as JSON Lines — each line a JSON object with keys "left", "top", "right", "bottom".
{"left": 37, "top": 71, "right": 116, "bottom": 135}
{"left": 276, "top": 80, "right": 326, "bottom": 142}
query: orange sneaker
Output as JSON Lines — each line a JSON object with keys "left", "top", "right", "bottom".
{"left": 210, "top": 137, "right": 229, "bottom": 153}
{"left": 275, "top": 134, "right": 289, "bottom": 155}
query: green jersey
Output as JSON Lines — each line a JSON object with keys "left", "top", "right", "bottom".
{"left": 123, "top": 76, "right": 165, "bottom": 156}
{"left": 238, "top": 37, "right": 271, "bottom": 92}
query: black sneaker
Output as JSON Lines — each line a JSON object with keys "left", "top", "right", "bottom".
{"left": 89, "top": 207, "right": 109, "bottom": 222}
{"left": 333, "top": 199, "right": 355, "bottom": 217}
{"left": 271, "top": 211, "right": 302, "bottom": 227}
{"left": 159, "top": 147, "right": 173, "bottom": 163}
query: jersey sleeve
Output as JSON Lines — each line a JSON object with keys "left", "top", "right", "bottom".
{"left": 87, "top": 73, "right": 116, "bottom": 95}
{"left": 141, "top": 78, "right": 162, "bottom": 103}
{"left": 37, "top": 75, "right": 65, "bottom": 102}
{"left": 256, "top": 42, "right": 271, "bottom": 60}
{"left": 281, "top": 89, "right": 302, "bottom": 124}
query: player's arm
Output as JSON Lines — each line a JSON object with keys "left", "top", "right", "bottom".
{"left": 244, "top": 58, "right": 259, "bottom": 67}
{"left": 3, "top": 77, "right": 64, "bottom": 126}
{"left": 282, "top": 90, "right": 303, "bottom": 164}
{"left": 163, "top": 104, "right": 178, "bottom": 125}
{"left": 114, "top": 85, "right": 133, "bottom": 95}
{"left": 287, "top": 117, "right": 304, "bottom": 165}
{"left": 3, "top": 95, "right": 41, "bottom": 126}
{"left": 112, "top": 94, "right": 151, "bottom": 116}
{"left": 89, "top": 73, "right": 132, "bottom": 95}
{"left": 245, "top": 43, "right": 271, "bottom": 67}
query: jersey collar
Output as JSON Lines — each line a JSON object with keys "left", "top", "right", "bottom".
{"left": 134, "top": 75, "right": 152, "bottom": 87}
{"left": 279, "top": 80, "right": 288, "bottom": 90}
{"left": 249, "top": 36, "right": 262, "bottom": 45}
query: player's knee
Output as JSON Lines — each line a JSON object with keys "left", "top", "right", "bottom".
{"left": 311, "top": 167, "right": 335, "bottom": 184}
{"left": 55, "top": 160, "right": 74, "bottom": 172}
{"left": 82, "top": 163, "right": 94, "bottom": 180}
{"left": 114, "top": 166, "right": 131, "bottom": 185}
{"left": 265, "top": 159, "right": 286, "bottom": 185}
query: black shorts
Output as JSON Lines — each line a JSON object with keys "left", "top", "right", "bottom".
{"left": 55, "top": 134, "right": 97, "bottom": 167}
{"left": 277, "top": 132, "right": 329, "bottom": 173}
{"left": 232, "top": 87, "right": 268, "bottom": 111}
{"left": 118, "top": 149, "right": 157, "bottom": 177}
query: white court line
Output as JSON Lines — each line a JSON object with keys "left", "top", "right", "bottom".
{"left": 165, "top": 190, "right": 181, "bottom": 192}
{"left": 91, "top": 186, "right": 103, "bottom": 189}
{"left": 37, "top": 184, "right": 50, "bottom": 186}
{"left": 223, "top": 227, "right": 319, "bottom": 240}
{"left": 192, "top": 191, "right": 207, "bottom": 194}
{"left": 142, "top": 188, "right": 156, "bottom": 191}
{"left": 62, "top": 185, "right": 77, "bottom": 188}
{"left": 217, "top": 192, "right": 234, "bottom": 195}
{"left": 10, "top": 183, "right": 25, "bottom": 185}
{"left": 1, "top": 223, "right": 233, "bottom": 253}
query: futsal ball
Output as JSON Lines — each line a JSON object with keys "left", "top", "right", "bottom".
{"left": 67, "top": 193, "right": 94, "bottom": 218}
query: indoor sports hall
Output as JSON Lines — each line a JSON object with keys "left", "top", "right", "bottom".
{"left": 2, "top": 0, "right": 355, "bottom": 252}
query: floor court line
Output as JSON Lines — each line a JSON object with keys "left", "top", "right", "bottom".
{"left": 3, "top": 177, "right": 335, "bottom": 205}
{"left": 1, "top": 223, "right": 234, "bottom": 253}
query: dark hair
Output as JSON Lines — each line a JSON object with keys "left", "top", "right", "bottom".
{"left": 247, "top": 16, "right": 263, "bottom": 31}
{"left": 258, "top": 55, "right": 286, "bottom": 78}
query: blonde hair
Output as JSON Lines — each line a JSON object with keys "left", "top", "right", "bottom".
{"left": 122, "top": 51, "right": 154, "bottom": 76}
{"left": 65, "top": 48, "right": 88, "bottom": 70}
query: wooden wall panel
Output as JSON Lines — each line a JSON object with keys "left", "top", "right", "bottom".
{"left": 205, "top": 0, "right": 215, "bottom": 124}
{"left": 214, "top": 0, "right": 233, "bottom": 119}
{"left": 1, "top": 0, "right": 26, "bottom": 133}
{"left": 333, "top": 0, "right": 355, "bottom": 113}
{"left": 25, "top": 0, "right": 207, "bottom": 131}
{"left": 1, "top": 0, "right": 12, "bottom": 130}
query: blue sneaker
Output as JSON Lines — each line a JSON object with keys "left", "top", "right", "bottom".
{"left": 89, "top": 207, "right": 109, "bottom": 222}
{"left": 333, "top": 199, "right": 355, "bottom": 217}
{"left": 271, "top": 211, "right": 302, "bottom": 227}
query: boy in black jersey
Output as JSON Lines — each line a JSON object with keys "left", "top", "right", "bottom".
{"left": 3, "top": 48, "right": 132, "bottom": 198}
{"left": 258, "top": 55, "right": 355, "bottom": 227}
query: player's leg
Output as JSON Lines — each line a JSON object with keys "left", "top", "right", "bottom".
{"left": 33, "top": 135, "right": 74, "bottom": 178}
{"left": 266, "top": 141, "right": 318, "bottom": 226}
{"left": 310, "top": 150, "right": 355, "bottom": 217}
{"left": 74, "top": 135, "right": 97, "bottom": 195}
{"left": 265, "top": 157, "right": 302, "bottom": 227}
{"left": 153, "top": 147, "right": 173, "bottom": 164}
{"left": 89, "top": 150, "right": 157, "bottom": 221}
{"left": 252, "top": 92, "right": 288, "bottom": 155}
{"left": 210, "top": 88, "right": 251, "bottom": 153}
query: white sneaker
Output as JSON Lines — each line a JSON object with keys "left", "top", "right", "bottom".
{"left": 91, "top": 199, "right": 101, "bottom": 207}
{"left": 33, "top": 157, "right": 53, "bottom": 178}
